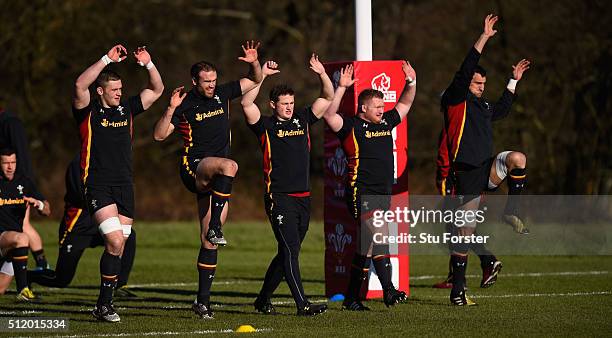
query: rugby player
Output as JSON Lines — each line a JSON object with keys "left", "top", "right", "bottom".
{"left": 73, "top": 44, "right": 163, "bottom": 321}
{"left": 324, "top": 62, "right": 417, "bottom": 310}
{"left": 0, "top": 149, "right": 50, "bottom": 301}
{"left": 240, "top": 56, "right": 333, "bottom": 316}
{"left": 153, "top": 41, "right": 262, "bottom": 319}
{"left": 0, "top": 110, "right": 51, "bottom": 270}
{"left": 439, "top": 14, "right": 530, "bottom": 305}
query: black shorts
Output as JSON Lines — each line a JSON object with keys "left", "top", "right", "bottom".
{"left": 179, "top": 156, "right": 213, "bottom": 199}
{"left": 264, "top": 193, "right": 311, "bottom": 236}
{"left": 454, "top": 157, "right": 495, "bottom": 198}
{"left": 345, "top": 185, "right": 391, "bottom": 221}
{"left": 84, "top": 184, "right": 134, "bottom": 218}
{"left": 58, "top": 206, "right": 99, "bottom": 249}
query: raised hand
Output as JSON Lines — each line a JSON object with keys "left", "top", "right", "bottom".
{"left": 238, "top": 40, "right": 261, "bottom": 63}
{"left": 133, "top": 46, "right": 152, "bottom": 66}
{"left": 263, "top": 61, "right": 280, "bottom": 76}
{"left": 169, "top": 86, "right": 187, "bottom": 108}
{"left": 339, "top": 64, "right": 355, "bottom": 88}
{"left": 483, "top": 14, "right": 498, "bottom": 38}
{"left": 309, "top": 53, "right": 326, "bottom": 74}
{"left": 107, "top": 44, "right": 128, "bottom": 62}
{"left": 512, "top": 59, "right": 530, "bottom": 81}
{"left": 402, "top": 60, "right": 417, "bottom": 83}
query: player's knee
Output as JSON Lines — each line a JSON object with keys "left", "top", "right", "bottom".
{"left": 507, "top": 151, "right": 526, "bottom": 169}
{"left": 221, "top": 159, "right": 238, "bottom": 176}
{"left": 202, "top": 240, "right": 217, "bottom": 250}
{"left": 14, "top": 232, "right": 30, "bottom": 247}
{"left": 105, "top": 237, "right": 124, "bottom": 256}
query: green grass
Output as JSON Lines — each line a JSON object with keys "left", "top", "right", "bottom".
{"left": 1, "top": 220, "right": 611, "bottom": 337}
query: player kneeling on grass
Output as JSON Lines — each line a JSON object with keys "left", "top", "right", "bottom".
{"left": 240, "top": 56, "right": 333, "bottom": 316}
{"left": 0, "top": 148, "right": 50, "bottom": 302}
{"left": 324, "top": 63, "right": 416, "bottom": 310}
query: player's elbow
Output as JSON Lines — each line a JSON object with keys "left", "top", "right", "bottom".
{"left": 153, "top": 132, "right": 168, "bottom": 142}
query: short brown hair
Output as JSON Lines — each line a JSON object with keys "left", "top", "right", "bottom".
{"left": 190, "top": 61, "right": 217, "bottom": 81}
{"left": 95, "top": 69, "right": 121, "bottom": 88}
{"left": 358, "top": 89, "right": 384, "bottom": 111}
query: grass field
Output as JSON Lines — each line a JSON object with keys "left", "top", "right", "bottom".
{"left": 1, "top": 220, "right": 611, "bottom": 337}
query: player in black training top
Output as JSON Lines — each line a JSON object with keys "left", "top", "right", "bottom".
{"left": 241, "top": 57, "right": 333, "bottom": 316}
{"left": 324, "top": 62, "right": 417, "bottom": 311}
{"left": 0, "top": 148, "right": 50, "bottom": 302}
{"left": 437, "top": 14, "right": 530, "bottom": 306}
{"left": 27, "top": 154, "right": 137, "bottom": 297}
{"left": 0, "top": 110, "right": 52, "bottom": 271}
{"left": 73, "top": 44, "right": 163, "bottom": 322}
{"left": 154, "top": 41, "right": 263, "bottom": 319}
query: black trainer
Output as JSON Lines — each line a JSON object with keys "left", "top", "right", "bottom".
{"left": 192, "top": 301, "right": 214, "bottom": 319}
{"left": 342, "top": 299, "right": 371, "bottom": 311}
{"left": 383, "top": 287, "right": 407, "bottom": 307}
{"left": 253, "top": 298, "right": 276, "bottom": 315}
{"left": 92, "top": 303, "right": 120, "bottom": 322}
{"left": 450, "top": 289, "right": 476, "bottom": 306}
{"left": 297, "top": 302, "right": 327, "bottom": 316}
{"left": 205, "top": 227, "right": 227, "bottom": 246}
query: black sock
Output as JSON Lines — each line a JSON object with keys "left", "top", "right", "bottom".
{"left": 210, "top": 175, "right": 233, "bottom": 230}
{"left": 505, "top": 168, "right": 526, "bottom": 215}
{"left": 117, "top": 231, "right": 136, "bottom": 288}
{"left": 98, "top": 251, "right": 121, "bottom": 305}
{"left": 450, "top": 254, "right": 468, "bottom": 295}
{"left": 11, "top": 247, "right": 29, "bottom": 292}
{"left": 32, "top": 249, "right": 48, "bottom": 268}
{"left": 345, "top": 254, "right": 370, "bottom": 302}
{"left": 197, "top": 248, "right": 217, "bottom": 305}
{"left": 372, "top": 244, "right": 393, "bottom": 290}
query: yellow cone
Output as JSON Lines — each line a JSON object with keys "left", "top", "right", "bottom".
{"left": 236, "top": 325, "right": 256, "bottom": 333}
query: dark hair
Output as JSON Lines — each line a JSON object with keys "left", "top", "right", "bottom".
{"left": 190, "top": 61, "right": 217, "bottom": 81}
{"left": 269, "top": 84, "right": 295, "bottom": 102}
{"left": 357, "top": 89, "right": 384, "bottom": 111}
{"left": 95, "top": 69, "right": 122, "bottom": 88}
{"left": 474, "top": 65, "right": 487, "bottom": 77}
{"left": 0, "top": 148, "right": 16, "bottom": 157}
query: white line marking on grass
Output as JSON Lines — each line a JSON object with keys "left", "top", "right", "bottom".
{"left": 472, "top": 291, "right": 612, "bottom": 299}
{"left": 411, "top": 270, "right": 609, "bottom": 280}
{"left": 127, "top": 280, "right": 258, "bottom": 288}
{"left": 429, "top": 291, "right": 611, "bottom": 300}
{"left": 15, "top": 328, "right": 272, "bottom": 338}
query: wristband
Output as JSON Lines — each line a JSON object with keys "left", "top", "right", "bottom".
{"left": 101, "top": 55, "right": 113, "bottom": 66}
{"left": 36, "top": 200, "right": 44, "bottom": 212}
{"left": 138, "top": 60, "right": 155, "bottom": 70}
{"left": 507, "top": 78, "right": 518, "bottom": 91}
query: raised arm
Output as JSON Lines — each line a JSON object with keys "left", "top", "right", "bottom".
{"left": 442, "top": 15, "right": 498, "bottom": 105}
{"left": 238, "top": 41, "right": 263, "bottom": 95}
{"left": 395, "top": 60, "right": 417, "bottom": 120}
{"left": 74, "top": 44, "right": 127, "bottom": 109}
{"left": 153, "top": 86, "right": 186, "bottom": 141}
{"left": 491, "top": 59, "right": 530, "bottom": 121}
{"left": 309, "top": 53, "right": 334, "bottom": 118}
{"left": 241, "top": 61, "right": 280, "bottom": 125}
{"left": 323, "top": 64, "right": 354, "bottom": 133}
{"left": 134, "top": 46, "right": 164, "bottom": 110}
{"left": 474, "top": 14, "right": 498, "bottom": 53}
